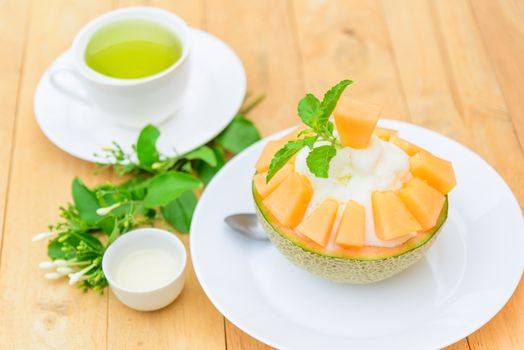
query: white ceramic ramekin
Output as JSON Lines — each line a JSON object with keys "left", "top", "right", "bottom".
{"left": 102, "top": 228, "right": 187, "bottom": 311}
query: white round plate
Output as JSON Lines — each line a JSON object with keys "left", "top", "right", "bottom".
{"left": 191, "top": 120, "right": 524, "bottom": 350}
{"left": 34, "top": 28, "right": 246, "bottom": 163}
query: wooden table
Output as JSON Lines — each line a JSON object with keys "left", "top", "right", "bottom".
{"left": 0, "top": 0, "right": 522, "bottom": 349}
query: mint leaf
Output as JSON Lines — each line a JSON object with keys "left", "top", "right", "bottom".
{"left": 144, "top": 172, "right": 203, "bottom": 208}
{"left": 72, "top": 178, "right": 101, "bottom": 225}
{"left": 183, "top": 146, "right": 217, "bottom": 167}
{"left": 215, "top": 115, "right": 261, "bottom": 154}
{"left": 161, "top": 191, "right": 197, "bottom": 233}
{"left": 302, "top": 135, "right": 318, "bottom": 148}
{"left": 297, "top": 128, "right": 314, "bottom": 137}
{"left": 266, "top": 137, "right": 315, "bottom": 183}
{"left": 298, "top": 93, "right": 321, "bottom": 128}
{"left": 136, "top": 124, "right": 160, "bottom": 170}
{"left": 318, "top": 80, "right": 352, "bottom": 129}
{"left": 306, "top": 145, "right": 337, "bottom": 178}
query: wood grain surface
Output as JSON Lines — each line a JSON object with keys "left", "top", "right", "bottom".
{"left": 0, "top": 0, "right": 522, "bottom": 349}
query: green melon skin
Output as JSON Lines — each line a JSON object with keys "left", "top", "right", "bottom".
{"left": 254, "top": 190, "right": 448, "bottom": 284}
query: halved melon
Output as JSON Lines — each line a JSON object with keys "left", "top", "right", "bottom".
{"left": 252, "top": 91, "right": 454, "bottom": 284}
{"left": 398, "top": 177, "right": 445, "bottom": 230}
{"left": 410, "top": 151, "right": 457, "bottom": 194}
{"left": 372, "top": 191, "right": 422, "bottom": 240}
{"left": 254, "top": 184, "right": 448, "bottom": 284}
{"left": 335, "top": 200, "right": 365, "bottom": 248}
{"left": 373, "top": 127, "right": 398, "bottom": 141}
{"left": 263, "top": 172, "right": 313, "bottom": 228}
{"left": 389, "top": 135, "right": 422, "bottom": 156}
{"left": 334, "top": 98, "right": 381, "bottom": 149}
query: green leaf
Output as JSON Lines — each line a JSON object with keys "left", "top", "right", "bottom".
{"left": 182, "top": 146, "right": 217, "bottom": 167}
{"left": 48, "top": 239, "right": 66, "bottom": 260}
{"left": 161, "top": 191, "right": 197, "bottom": 233}
{"left": 297, "top": 93, "right": 321, "bottom": 128}
{"left": 306, "top": 145, "right": 337, "bottom": 178}
{"left": 72, "top": 178, "right": 101, "bottom": 225}
{"left": 215, "top": 115, "right": 261, "bottom": 154}
{"left": 318, "top": 79, "right": 353, "bottom": 129}
{"left": 136, "top": 124, "right": 160, "bottom": 169}
{"left": 97, "top": 216, "right": 115, "bottom": 235}
{"left": 118, "top": 176, "right": 150, "bottom": 200}
{"left": 195, "top": 146, "right": 225, "bottom": 185}
{"left": 266, "top": 137, "right": 316, "bottom": 183}
{"left": 144, "top": 172, "right": 203, "bottom": 208}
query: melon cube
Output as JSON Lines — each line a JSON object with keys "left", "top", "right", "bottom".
{"left": 255, "top": 140, "right": 287, "bottom": 173}
{"left": 398, "top": 177, "right": 445, "bottom": 230}
{"left": 296, "top": 199, "right": 339, "bottom": 247}
{"left": 372, "top": 191, "right": 422, "bottom": 240}
{"left": 334, "top": 98, "right": 381, "bottom": 149}
{"left": 254, "top": 126, "right": 307, "bottom": 172}
{"left": 253, "top": 164, "right": 293, "bottom": 198}
{"left": 410, "top": 151, "right": 456, "bottom": 194}
{"left": 389, "top": 135, "right": 422, "bottom": 156}
{"left": 335, "top": 200, "right": 365, "bottom": 248}
{"left": 374, "top": 127, "right": 398, "bottom": 141}
{"left": 263, "top": 173, "right": 313, "bottom": 228}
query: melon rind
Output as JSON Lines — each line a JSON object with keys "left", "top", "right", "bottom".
{"left": 254, "top": 190, "right": 447, "bottom": 284}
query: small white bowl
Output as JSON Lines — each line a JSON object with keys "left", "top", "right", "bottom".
{"left": 102, "top": 228, "right": 187, "bottom": 311}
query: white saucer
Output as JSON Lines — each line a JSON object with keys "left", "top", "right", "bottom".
{"left": 190, "top": 120, "right": 524, "bottom": 350}
{"left": 34, "top": 29, "right": 246, "bottom": 163}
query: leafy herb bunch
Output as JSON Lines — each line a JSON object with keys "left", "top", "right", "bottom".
{"left": 34, "top": 97, "right": 263, "bottom": 291}
{"left": 266, "top": 79, "right": 352, "bottom": 182}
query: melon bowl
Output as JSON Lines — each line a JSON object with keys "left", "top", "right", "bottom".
{"left": 251, "top": 80, "right": 456, "bottom": 284}
{"left": 253, "top": 188, "right": 448, "bottom": 284}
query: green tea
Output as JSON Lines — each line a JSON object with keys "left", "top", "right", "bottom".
{"left": 85, "top": 19, "right": 182, "bottom": 79}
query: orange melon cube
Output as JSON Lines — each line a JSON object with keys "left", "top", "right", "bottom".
{"left": 389, "top": 135, "right": 422, "bottom": 156}
{"left": 334, "top": 98, "right": 381, "bottom": 149}
{"left": 410, "top": 151, "right": 456, "bottom": 194}
{"left": 253, "top": 164, "right": 293, "bottom": 198}
{"left": 296, "top": 199, "right": 339, "bottom": 247}
{"left": 255, "top": 140, "right": 287, "bottom": 173}
{"left": 254, "top": 126, "right": 307, "bottom": 172}
{"left": 398, "top": 177, "right": 445, "bottom": 230}
{"left": 263, "top": 173, "right": 313, "bottom": 228}
{"left": 373, "top": 127, "right": 398, "bottom": 141}
{"left": 372, "top": 191, "right": 422, "bottom": 240}
{"left": 335, "top": 200, "right": 365, "bottom": 248}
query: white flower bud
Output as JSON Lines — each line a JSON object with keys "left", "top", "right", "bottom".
{"left": 32, "top": 232, "right": 54, "bottom": 242}
{"left": 68, "top": 263, "right": 95, "bottom": 285}
{"left": 56, "top": 266, "right": 73, "bottom": 275}
{"left": 44, "top": 272, "right": 63, "bottom": 280}
{"left": 53, "top": 259, "right": 68, "bottom": 266}
{"left": 38, "top": 261, "right": 55, "bottom": 269}
{"left": 96, "top": 202, "right": 121, "bottom": 216}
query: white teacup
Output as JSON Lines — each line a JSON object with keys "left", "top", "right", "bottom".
{"left": 50, "top": 7, "right": 191, "bottom": 129}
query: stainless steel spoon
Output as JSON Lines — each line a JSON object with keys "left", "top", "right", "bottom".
{"left": 224, "top": 213, "right": 269, "bottom": 240}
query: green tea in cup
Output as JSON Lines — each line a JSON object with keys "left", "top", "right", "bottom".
{"left": 85, "top": 19, "right": 182, "bottom": 79}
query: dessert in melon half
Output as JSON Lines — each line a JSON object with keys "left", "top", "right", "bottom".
{"left": 252, "top": 80, "right": 456, "bottom": 284}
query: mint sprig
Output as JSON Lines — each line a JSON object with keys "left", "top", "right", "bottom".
{"left": 266, "top": 79, "right": 352, "bottom": 182}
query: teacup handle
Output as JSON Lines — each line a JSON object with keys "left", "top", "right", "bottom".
{"left": 49, "top": 64, "right": 92, "bottom": 105}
